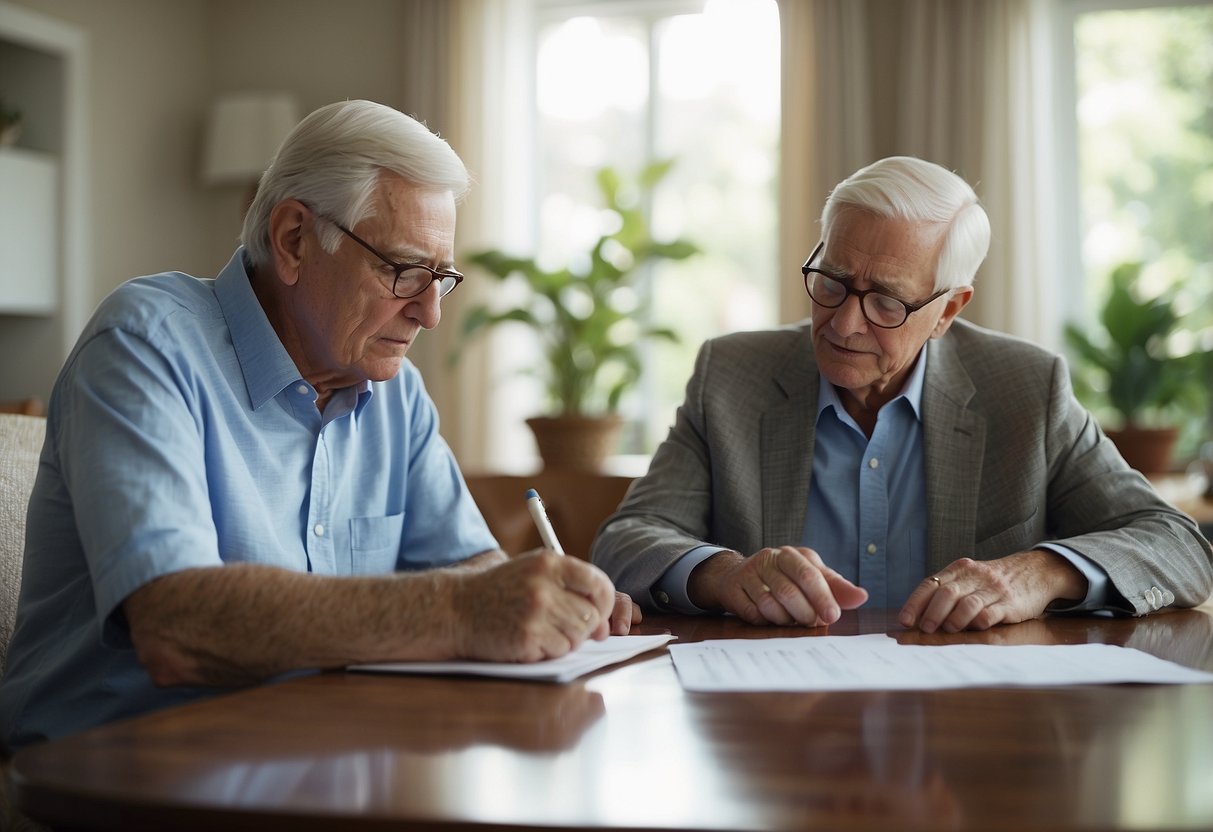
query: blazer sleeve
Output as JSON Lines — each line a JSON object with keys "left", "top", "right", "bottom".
{"left": 1040, "top": 355, "right": 1213, "bottom": 613}
{"left": 591, "top": 339, "right": 725, "bottom": 606}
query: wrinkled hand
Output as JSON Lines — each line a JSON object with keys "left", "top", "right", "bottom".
{"left": 452, "top": 550, "right": 617, "bottom": 661}
{"left": 899, "top": 549, "right": 1087, "bottom": 633}
{"left": 690, "top": 546, "right": 869, "bottom": 626}
{"left": 609, "top": 591, "right": 642, "bottom": 635}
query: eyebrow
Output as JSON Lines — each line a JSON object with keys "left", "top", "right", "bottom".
{"left": 377, "top": 243, "right": 456, "bottom": 272}
{"left": 818, "top": 262, "right": 915, "bottom": 303}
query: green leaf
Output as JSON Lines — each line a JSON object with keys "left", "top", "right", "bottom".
{"left": 639, "top": 158, "right": 676, "bottom": 189}
{"left": 454, "top": 159, "right": 701, "bottom": 416}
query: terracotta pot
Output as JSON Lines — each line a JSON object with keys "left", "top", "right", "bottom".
{"left": 525, "top": 414, "right": 624, "bottom": 472}
{"left": 1105, "top": 425, "right": 1179, "bottom": 475}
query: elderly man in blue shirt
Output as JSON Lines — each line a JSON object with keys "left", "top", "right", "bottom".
{"left": 592, "top": 156, "right": 1211, "bottom": 633}
{"left": 0, "top": 100, "right": 637, "bottom": 751}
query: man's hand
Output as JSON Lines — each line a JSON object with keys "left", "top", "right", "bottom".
{"left": 899, "top": 549, "right": 1087, "bottom": 633}
{"left": 609, "top": 590, "right": 642, "bottom": 635}
{"left": 451, "top": 550, "right": 618, "bottom": 662}
{"left": 689, "top": 546, "right": 869, "bottom": 626}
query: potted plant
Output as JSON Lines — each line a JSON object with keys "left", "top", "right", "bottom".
{"left": 457, "top": 160, "right": 699, "bottom": 471}
{"left": 1064, "top": 261, "right": 1210, "bottom": 473}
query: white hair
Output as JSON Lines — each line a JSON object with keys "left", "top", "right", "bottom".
{"left": 821, "top": 156, "right": 991, "bottom": 291}
{"left": 241, "top": 99, "right": 470, "bottom": 269}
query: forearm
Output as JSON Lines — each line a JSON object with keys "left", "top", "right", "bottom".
{"left": 451, "top": 548, "right": 509, "bottom": 569}
{"left": 125, "top": 563, "right": 466, "bottom": 687}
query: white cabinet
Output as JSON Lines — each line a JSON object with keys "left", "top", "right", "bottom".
{"left": 0, "top": 147, "right": 58, "bottom": 314}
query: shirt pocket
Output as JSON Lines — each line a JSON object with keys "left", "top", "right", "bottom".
{"left": 347, "top": 512, "right": 405, "bottom": 574}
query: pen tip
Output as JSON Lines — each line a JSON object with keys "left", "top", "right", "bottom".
{"left": 525, "top": 488, "right": 539, "bottom": 500}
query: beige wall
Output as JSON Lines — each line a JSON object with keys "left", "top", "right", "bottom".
{"left": 3, "top": 0, "right": 455, "bottom": 406}
{"left": 8, "top": 0, "right": 212, "bottom": 306}
{"left": 10, "top": 0, "right": 427, "bottom": 294}
{"left": 202, "top": 0, "right": 414, "bottom": 263}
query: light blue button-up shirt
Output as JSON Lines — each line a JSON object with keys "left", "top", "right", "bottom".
{"left": 0, "top": 249, "right": 497, "bottom": 750}
{"left": 805, "top": 346, "right": 930, "bottom": 608}
{"left": 656, "top": 343, "right": 1108, "bottom": 613}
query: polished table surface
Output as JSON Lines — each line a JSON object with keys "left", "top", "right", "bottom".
{"left": 10, "top": 605, "right": 1213, "bottom": 831}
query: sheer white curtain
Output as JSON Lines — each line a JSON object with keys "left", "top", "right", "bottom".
{"left": 777, "top": 0, "right": 1060, "bottom": 345}
{"left": 400, "top": 0, "right": 533, "bottom": 469}
{"left": 777, "top": 0, "right": 872, "bottom": 323}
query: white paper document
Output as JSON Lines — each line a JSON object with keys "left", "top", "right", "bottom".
{"left": 351, "top": 633, "right": 676, "bottom": 683}
{"left": 669, "top": 634, "right": 1213, "bottom": 692}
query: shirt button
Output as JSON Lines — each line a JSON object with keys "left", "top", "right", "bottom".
{"left": 313, "top": 523, "right": 325, "bottom": 537}
{"left": 868, "top": 458, "right": 879, "bottom": 469}
{"left": 296, "top": 384, "right": 309, "bottom": 395}
{"left": 866, "top": 543, "right": 877, "bottom": 555}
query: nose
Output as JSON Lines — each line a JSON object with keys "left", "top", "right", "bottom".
{"left": 830, "top": 292, "right": 868, "bottom": 336}
{"left": 405, "top": 280, "right": 443, "bottom": 330}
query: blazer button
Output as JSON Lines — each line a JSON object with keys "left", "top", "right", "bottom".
{"left": 655, "top": 590, "right": 671, "bottom": 607}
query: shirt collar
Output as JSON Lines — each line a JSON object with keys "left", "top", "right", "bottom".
{"left": 214, "top": 248, "right": 311, "bottom": 411}
{"left": 816, "top": 340, "right": 930, "bottom": 426}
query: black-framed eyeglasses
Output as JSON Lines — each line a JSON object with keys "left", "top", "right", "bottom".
{"left": 801, "top": 242, "right": 949, "bottom": 329}
{"left": 323, "top": 218, "right": 464, "bottom": 300}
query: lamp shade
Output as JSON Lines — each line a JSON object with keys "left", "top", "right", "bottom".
{"left": 201, "top": 92, "right": 300, "bottom": 185}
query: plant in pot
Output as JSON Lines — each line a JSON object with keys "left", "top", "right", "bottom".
{"left": 1064, "top": 261, "right": 1210, "bottom": 474}
{"left": 457, "top": 160, "right": 699, "bottom": 472}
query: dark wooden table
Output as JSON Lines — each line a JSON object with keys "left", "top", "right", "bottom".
{"left": 10, "top": 604, "right": 1213, "bottom": 831}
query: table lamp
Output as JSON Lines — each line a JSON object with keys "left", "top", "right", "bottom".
{"left": 201, "top": 92, "right": 300, "bottom": 209}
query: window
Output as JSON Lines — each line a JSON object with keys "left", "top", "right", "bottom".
{"left": 529, "top": 0, "right": 781, "bottom": 463}
{"left": 1060, "top": 1, "right": 1213, "bottom": 455}
{"left": 1073, "top": 4, "right": 1212, "bottom": 314}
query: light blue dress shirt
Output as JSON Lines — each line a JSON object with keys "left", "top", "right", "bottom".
{"left": 656, "top": 343, "right": 1108, "bottom": 613}
{"left": 0, "top": 249, "right": 497, "bottom": 750}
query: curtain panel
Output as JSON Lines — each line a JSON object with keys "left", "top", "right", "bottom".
{"left": 777, "top": 0, "right": 1060, "bottom": 347}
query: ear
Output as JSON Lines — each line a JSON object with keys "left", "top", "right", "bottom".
{"left": 267, "top": 199, "right": 314, "bottom": 287}
{"left": 928, "top": 285, "right": 973, "bottom": 340}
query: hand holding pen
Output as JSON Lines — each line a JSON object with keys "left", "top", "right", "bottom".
{"left": 524, "top": 487, "right": 641, "bottom": 634}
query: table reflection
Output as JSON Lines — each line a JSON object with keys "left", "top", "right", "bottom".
{"left": 895, "top": 608, "right": 1213, "bottom": 671}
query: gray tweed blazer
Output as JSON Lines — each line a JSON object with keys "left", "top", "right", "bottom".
{"left": 590, "top": 318, "right": 1213, "bottom": 616}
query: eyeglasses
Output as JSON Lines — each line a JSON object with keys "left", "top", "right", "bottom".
{"left": 324, "top": 217, "right": 464, "bottom": 299}
{"left": 801, "top": 242, "right": 949, "bottom": 329}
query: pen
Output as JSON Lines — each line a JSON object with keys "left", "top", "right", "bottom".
{"left": 525, "top": 488, "right": 566, "bottom": 555}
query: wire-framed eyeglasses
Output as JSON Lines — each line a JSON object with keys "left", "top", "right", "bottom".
{"left": 801, "top": 241, "right": 949, "bottom": 329}
{"left": 324, "top": 217, "right": 464, "bottom": 300}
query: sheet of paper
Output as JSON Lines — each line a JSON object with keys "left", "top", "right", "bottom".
{"left": 351, "top": 633, "right": 676, "bottom": 683}
{"left": 669, "top": 634, "right": 1213, "bottom": 692}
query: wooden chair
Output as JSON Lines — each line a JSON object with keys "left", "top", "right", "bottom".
{"left": 464, "top": 471, "right": 635, "bottom": 560}
{"left": 0, "top": 399, "right": 43, "bottom": 417}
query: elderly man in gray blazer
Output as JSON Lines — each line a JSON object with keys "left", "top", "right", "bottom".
{"left": 591, "top": 156, "right": 1212, "bottom": 634}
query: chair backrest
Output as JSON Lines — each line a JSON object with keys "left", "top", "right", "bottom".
{"left": 0, "top": 399, "right": 44, "bottom": 417}
{"left": 464, "top": 471, "right": 634, "bottom": 561}
{"left": 0, "top": 414, "right": 46, "bottom": 675}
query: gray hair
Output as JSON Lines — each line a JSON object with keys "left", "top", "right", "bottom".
{"left": 821, "top": 156, "right": 990, "bottom": 291}
{"left": 241, "top": 99, "right": 470, "bottom": 269}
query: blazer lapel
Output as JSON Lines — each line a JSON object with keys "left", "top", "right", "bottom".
{"left": 761, "top": 328, "right": 819, "bottom": 547}
{"left": 922, "top": 335, "right": 985, "bottom": 572}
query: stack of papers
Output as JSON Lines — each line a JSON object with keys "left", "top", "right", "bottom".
{"left": 351, "top": 633, "right": 676, "bottom": 683}
{"left": 669, "top": 634, "right": 1213, "bottom": 692}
